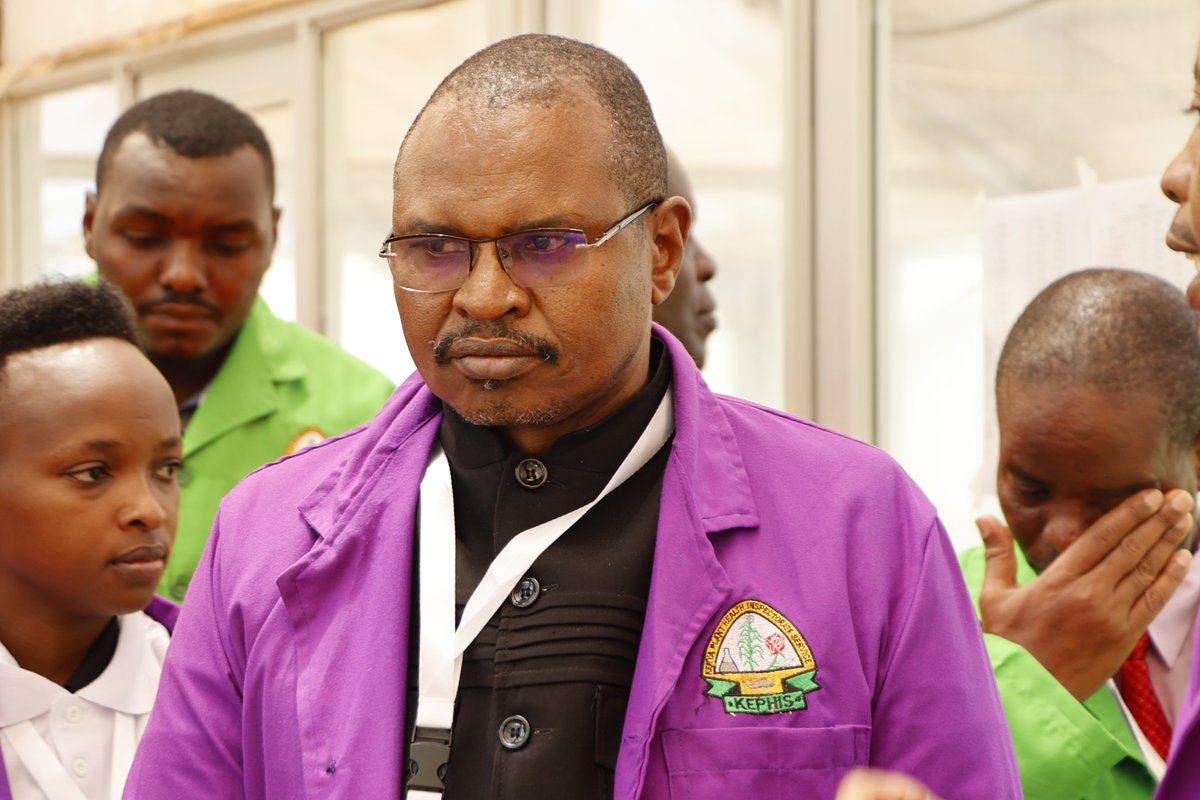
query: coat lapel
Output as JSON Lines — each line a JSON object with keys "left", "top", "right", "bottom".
{"left": 183, "top": 300, "right": 303, "bottom": 458}
{"left": 275, "top": 375, "right": 440, "bottom": 797}
{"left": 614, "top": 329, "right": 759, "bottom": 798}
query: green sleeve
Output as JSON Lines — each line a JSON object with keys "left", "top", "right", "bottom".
{"left": 984, "top": 633, "right": 1137, "bottom": 799}
{"left": 959, "top": 547, "right": 1154, "bottom": 800}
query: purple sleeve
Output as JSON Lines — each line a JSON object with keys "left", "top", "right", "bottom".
{"left": 124, "top": 514, "right": 246, "bottom": 798}
{"left": 869, "top": 517, "right": 1021, "bottom": 798}
{"left": 1158, "top": 617, "right": 1200, "bottom": 796}
{"left": 143, "top": 595, "right": 180, "bottom": 634}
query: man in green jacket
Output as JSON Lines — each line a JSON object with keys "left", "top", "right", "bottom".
{"left": 960, "top": 267, "right": 1200, "bottom": 799}
{"left": 83, "top": 90, "right": 394, "bottom": 600}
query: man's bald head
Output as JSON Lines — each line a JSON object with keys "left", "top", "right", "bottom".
{"left": 997, "top": 267, "right": 1200, "bottom": 446}
{"left": 396, "top": 33, "right": 666, "bottom": 206}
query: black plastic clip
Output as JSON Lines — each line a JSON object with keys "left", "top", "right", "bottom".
{"left": 407, "top": 726, "right": 451, "bottom": 793}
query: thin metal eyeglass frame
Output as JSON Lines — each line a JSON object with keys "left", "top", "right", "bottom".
{"left": 378, "top": 200, "right": 660, "bottom": 293}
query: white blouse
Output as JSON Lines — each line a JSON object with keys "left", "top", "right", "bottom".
{"left": 0, "top": 611, "right": 169, "bottom": 799}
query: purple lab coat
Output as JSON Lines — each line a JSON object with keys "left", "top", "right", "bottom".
{"left": 1157, "top": 615, "right": 1200, "bottom": 796}
{"left": 125, "top": 328, "right": 1018, "bottom": 799}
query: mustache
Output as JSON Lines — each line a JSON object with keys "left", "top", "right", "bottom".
{"left": 432, "top": 321, "right": 558, "bottom": 365}
{"left": 136, "top": 291, "right": 222, "bottom": 316}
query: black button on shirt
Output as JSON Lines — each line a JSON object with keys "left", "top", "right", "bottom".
{"left": 405, "top": 336, "right": 673, "bottom": 800}
{"left": 513, "top": 459, "right": 549, "bottom": 489}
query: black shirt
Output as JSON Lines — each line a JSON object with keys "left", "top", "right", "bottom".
{"left": 406, "top": 337, "right": 673, "bottom": 799}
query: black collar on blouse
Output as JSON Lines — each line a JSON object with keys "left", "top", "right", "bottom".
{"left": 63, "top": 615, "right": 119, "bottom": 693}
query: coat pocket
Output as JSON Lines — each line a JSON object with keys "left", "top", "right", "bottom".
{"left": 661, "top": 724, "right": 869, "bottom": 799}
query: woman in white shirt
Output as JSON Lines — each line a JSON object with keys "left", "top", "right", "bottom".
{"left": 0, "top": 281, "right": 181, "bottom": 799}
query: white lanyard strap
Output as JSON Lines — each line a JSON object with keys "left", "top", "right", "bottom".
{"left": 409, "top": 440, "right": 460, "bottom": 800}
{"left": 406, "top": 390, "right": 674, "bottom": 797}
{"left": 110, "top": 713, "right": 136, "bottom": 799}
{"left": 2, "top": 721, "right": 89, "bottom": 800}
{"left": 1, "top": 705, "right": 140, "bottom": 800}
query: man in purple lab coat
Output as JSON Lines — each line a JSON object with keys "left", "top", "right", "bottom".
{"left": 126, "top": 34, "right": 1019, "bottom": 800}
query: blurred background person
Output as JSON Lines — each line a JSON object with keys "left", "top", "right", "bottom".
{"left": 83, "top": 90, "right": 394, "bottom": 601}
{"left": 652, "top": 147, "right": 718, "bottom": 369}
{"left": 1161, "top": 44, "right": 1200, "bottom": 307}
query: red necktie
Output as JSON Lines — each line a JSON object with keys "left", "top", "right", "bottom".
{"left": 1118, "top": 632, "right": 1172, "bottom": 760}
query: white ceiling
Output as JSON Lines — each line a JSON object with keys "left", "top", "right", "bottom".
{"left": 889, "top": 0, "right": 1199, "bottom": 199}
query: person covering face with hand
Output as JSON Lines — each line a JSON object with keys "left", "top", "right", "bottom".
{"left": 83, "top": 90, "right": 394, "bottom": 601}
{"left": 126, "top": 34, "right": 1018, "bottom": 800}
{"left": 959, "top": 268, "right": 1200, "bottom": 800}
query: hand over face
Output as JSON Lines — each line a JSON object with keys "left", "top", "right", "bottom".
{"left": 976, "top": 488, "right": 1194, "bottom": 701}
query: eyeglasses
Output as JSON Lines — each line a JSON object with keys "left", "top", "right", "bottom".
{"left": 378, "top": 201, "right": 659, "bottom": 293}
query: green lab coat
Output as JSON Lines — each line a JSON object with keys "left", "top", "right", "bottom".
{"left": 959, "top": 545, "right": 1156, "bottom": 800}
{"left": 163, "top": 298, "right": 394, "bottom": 600}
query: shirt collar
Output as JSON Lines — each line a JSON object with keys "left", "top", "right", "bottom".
{"left": 0, "top": 643, "right": 62, "bottom": 726}
{"left": 77, "top": 611, "right": 165, "bottom": 714}
{"left": 1149, "top": 548, "right": 1200, "bottom": 667}
{"left": 178, "top": 384, "right": 211, "bottom": 433}
{"left": 0, "top": 611, "right": 165, "bottom": 725}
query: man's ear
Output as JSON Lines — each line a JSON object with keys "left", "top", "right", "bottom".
{"left": 649, "top": 195, "right": 691, "bottom": 305}
{"left": 83, "top": 191, "right": 98, "bottom": 259}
